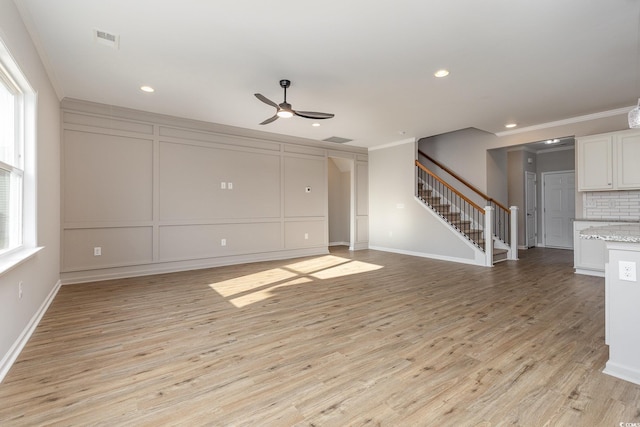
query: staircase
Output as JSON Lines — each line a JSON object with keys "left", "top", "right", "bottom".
{"left": 418, "top": 184, "right": 482, "bottom": 245}
{"left": 415, "top": 155, "right": 517, "bottom": 266}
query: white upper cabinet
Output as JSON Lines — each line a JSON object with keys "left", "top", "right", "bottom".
{"left": 577, "top": 134, "right": 613, "bottom": 190}
{"left": 577, "top": 129, "right": 640, "bottom": 191}
{"left": 616, "top": 132, "right": 640, "bottom": 189}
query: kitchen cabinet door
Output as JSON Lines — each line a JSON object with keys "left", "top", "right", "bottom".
{"left": 574, "top": 221, "right": 610, "bottom": 276}
{"left": 616, "top": 132, "right": 640, "bottom": 189}
{"left": 577, "top": 135, "right": 613, "bottom": 191}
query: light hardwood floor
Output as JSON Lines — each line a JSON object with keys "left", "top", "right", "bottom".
{"left": 1, "top": 247, "right": 639, "bottom": 426}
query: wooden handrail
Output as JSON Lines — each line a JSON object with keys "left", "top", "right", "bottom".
{"left": 415, "top": 160, "right": 486, "bottom": 213}
{"left": 417, "top": 149, "right": 510, "bottom": 213}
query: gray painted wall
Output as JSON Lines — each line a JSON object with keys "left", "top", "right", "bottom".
{"left": 486, "top": 148, "right": 508, "bottom": 207}
{"left": 537, "top": 147, "right": 575, "bottom": 174}
{"left": 507, "top": 149, "right": 537, "bottom": 247}
{"left": 418, "top": 128, "right": 497, "bottom": 192}
{"left": 0, "top": 0, "right": 61, "bottom": 379}
{"left": 369, "top": 141, "right": 478, "bottom": 264}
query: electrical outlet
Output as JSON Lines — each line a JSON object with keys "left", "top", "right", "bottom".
{"left": 221, "top": 238, "right": 227, "bottom": 246}
{"left": 619, "top": 261, "right": 637, "bottom": 282}
{"left": 18, "top": 282, "right": 23, "bottom": 299}
{"left": 94, "top": 247, "right": 102, "bottom": 256}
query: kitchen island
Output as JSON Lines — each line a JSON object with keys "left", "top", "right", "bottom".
{"left": 574, "top": 220, "right": 639, "bottom": 276}
{"left": 581, "top": 223, "right": 640, "bottom": 385}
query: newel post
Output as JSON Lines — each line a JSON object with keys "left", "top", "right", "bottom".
{"left": 484, "top": 206, "right": 494, "bottom": 267}
{"left": 509, "top": 206, "right": 519, "bottom": 260}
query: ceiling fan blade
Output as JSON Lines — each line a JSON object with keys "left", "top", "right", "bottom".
{"left": 255, "top": 93, "right": 279, "bottom": 109}
{"left": 294, "top": 110, "right": 335, "bottom": 120}
{"left": 259, "top": 114, "right": 279, "bottom": 125}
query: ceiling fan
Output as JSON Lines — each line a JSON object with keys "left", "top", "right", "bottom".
{"left": 255, "top": 79, "right": 334, "bottom": 125}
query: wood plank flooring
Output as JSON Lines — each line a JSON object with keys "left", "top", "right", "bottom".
{"left": 1, "top": 247, "right": 639, "bottom": 426}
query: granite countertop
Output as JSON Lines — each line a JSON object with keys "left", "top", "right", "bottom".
{"left": 580, "top": 224, "right": 640, "bottom": 243}
{"left": 574, "top": 218, "right": 640, "bottom": 223}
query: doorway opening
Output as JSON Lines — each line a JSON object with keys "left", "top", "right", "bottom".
{"left": 328, "top": 157, "right": 353, "bottom": 249}
{"left": 495, "top": 136, "right": 575, "bottom": 250}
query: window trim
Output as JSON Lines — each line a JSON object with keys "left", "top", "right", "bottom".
{"left": 0, "top": 36, "right": 38, "bottom": 276}
{"left": 0, "top": 246, "right": 43, "bottom": 276}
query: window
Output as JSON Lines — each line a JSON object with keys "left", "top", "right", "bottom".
{"left": 0, "top": 43, "right": 26, "bottom": 257}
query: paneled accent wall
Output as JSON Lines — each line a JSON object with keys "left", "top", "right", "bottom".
{"left": 60, "top": 99, "right": 368, "bottom": 283}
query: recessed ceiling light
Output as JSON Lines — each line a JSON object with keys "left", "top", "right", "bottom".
{"left": 545, "top": 139, "right": 560, "bottom": 144}
{"left": 505, "top": 123, "right": 517, "bottom": 128}
{"left": 434, "top": 69, "right": 450, "bottom": 78}
{"left": 312, "top": 123, "right": 320, "bottom": 127}
{"left": 140, "top": 85, "right": 155, "bottom": 93}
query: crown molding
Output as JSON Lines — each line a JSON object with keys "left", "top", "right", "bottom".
{"left": 496, "top": 106, "right": 632, "bottom": 137}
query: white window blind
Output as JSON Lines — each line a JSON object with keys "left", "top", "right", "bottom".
{"left": 0, "top": 60, "right": 24, "bottom": 254}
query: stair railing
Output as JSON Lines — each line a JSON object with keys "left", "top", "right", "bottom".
{"left": 415, "top": 160, "right": 486, "bottom": 250}
{"left": 418, "top": 150, "right": 511, "bottom": 245}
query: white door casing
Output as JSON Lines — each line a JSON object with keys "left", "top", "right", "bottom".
{"left": 525, "top": 171, "right": 537, "bottom": 248}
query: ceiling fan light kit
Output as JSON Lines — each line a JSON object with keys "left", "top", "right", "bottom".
{"left": 277, "top": 109, "right": 294, "bottom": 118}
{"left": 255, "top": 79, "right": 334, "bottom": 125}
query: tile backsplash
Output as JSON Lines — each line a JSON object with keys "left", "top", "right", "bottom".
{"left": 583, "top": 190, "right": 640, "bottom": 220}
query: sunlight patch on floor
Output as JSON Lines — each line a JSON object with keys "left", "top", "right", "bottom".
{"left": 310, "top": 260, "right": 382, "bottom": 280}
{"left": 229, "top": 277, "right": 312, "bottom": 308}
{"left": 284, "top": 255, "right": 352, "bottom": 274}
{"left": 208, "top": 254, "right": 383, "bottom": 308}
{"left": 209, "top": 268, "right": 297, "bottom": 297}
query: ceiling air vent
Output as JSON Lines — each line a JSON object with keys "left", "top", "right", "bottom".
{"left": 323, "top": 136, "right": 353, "bottom": 144}
{"left": 93, "top": 29, "right": 120, "bottom": 49}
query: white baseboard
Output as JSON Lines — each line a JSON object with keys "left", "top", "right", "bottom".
{"left": 574, "top": 268, "right": 605, "bottom": 277}
{"left": 351, "top": 242, "right": 369, "bottom": 251}
{"left": 61, "top": 248, "right": 329, "bottom": 285}
{"left": 0, "top": 279, "right": 61, "bottom": 383}
{"left": 603, "top": 361, "right": 640, "bottom": 386}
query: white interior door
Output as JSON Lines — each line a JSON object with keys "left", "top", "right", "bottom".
{"left": 543, "top": 171, "right": 575, "bottom": 249}
{"left": 525, "top": 171, "right": 537, "bottom": 248}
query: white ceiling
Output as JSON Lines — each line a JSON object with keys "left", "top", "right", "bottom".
{"left": 14, "top": 0, "right": 640, "bottom": 149}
